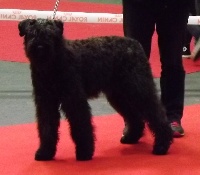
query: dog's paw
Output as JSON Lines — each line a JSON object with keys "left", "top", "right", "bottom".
{"left": 76, "top": 154, "right": 93, "bottom": 161}
{"left": 152, "top": 145, "right": 169, "bottom": 155}
{"left": 76, "top": 149, "right": 93, "bottom": 161}
{"left": 35, "top": 148, "right": 55, "bottom": 161}
{"left": 120, "top": 124, "right": 144, "bottom": 144}
{"left": 120, "top": 134, "right": 140, "bottom": 144}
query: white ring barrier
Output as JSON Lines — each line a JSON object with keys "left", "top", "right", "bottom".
{"left": 0, "top": 9, "right": 199, "bottom": 25}
{"left": 0, "top": 9, "right": 123, "bottom": 23}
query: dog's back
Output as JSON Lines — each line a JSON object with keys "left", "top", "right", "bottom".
{"left": 65, "top": 36, "right": 151, "bottom": 97}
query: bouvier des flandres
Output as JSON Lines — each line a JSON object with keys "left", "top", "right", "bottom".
{"left": 18, "top": 18, "right": 173, "bottom": 161}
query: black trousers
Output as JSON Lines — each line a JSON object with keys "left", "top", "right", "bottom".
{"left": 187, "top": 25, "right": 200, "bottom": 42}
{"left": 122, "top": 1, "right": 190, "bottom": 122}
{"left": 184, "top": 0, "right": 196, "bottom": 48}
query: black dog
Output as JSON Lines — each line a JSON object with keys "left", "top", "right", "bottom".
{"left": 18, "top": 18, "right": 173, "bottom": 161}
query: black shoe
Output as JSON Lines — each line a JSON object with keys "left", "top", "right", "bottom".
{"left": 191, "top": 38, "right": 200, "bottom": 61}
{"left": 182, "top": 46, "right": 191, "bottom": 58}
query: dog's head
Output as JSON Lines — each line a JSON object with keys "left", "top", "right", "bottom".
{"left": 18, "top": 18, "right": 64, "bottom": 62}
{"left": 18, "top": 18, "right": 63, "bottom": 37}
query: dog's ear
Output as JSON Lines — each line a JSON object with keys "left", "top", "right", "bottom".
{"left": 18, "top": 19, "right": 36, "bottom": 37}
{"left": 54, "top": 20, "right": 64, "bottom": 35}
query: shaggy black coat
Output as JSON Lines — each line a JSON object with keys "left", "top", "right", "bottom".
{"left": 18, "top": 19, "right": 173, "bottom": 161}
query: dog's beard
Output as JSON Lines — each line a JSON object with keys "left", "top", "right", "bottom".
{"left": 26, "top": 41, "right": 55, "bottom": 64}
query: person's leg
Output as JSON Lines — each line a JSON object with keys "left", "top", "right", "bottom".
{"left": 182, "top": 0, "right": 196, "bottom": 58}
{"left": 182, "top": 28, "right": 192, "bottom": 58}
{"left": 122, "top": 1, "right": 155, "bottom": 58}
{"left": 195, "top": 0, "right": 200, "bottom": 15}
{"left": 187, "top": 25, "right": 200, "bottom": 60}
{"left": 186, "top": 25, "right": 200, "bottom": 60}
{"left": 156, "top": 4, "right": 190, "bottom": 137}
{"left": 121, "top": 1, "right": 156, "bottom": 139}
{"left": 187, "top": 25, "right": 200, "bottom": 40}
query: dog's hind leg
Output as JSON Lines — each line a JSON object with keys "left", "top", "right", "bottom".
{"left": 105, "top": 89, "right": 145, "bottom": 144}
{"left": 126, "top": 79, "right": 173, "bottom": 155}
{"left": 61, "top": 93, "right": 95, "bottom": 161}
{"left": 34, "top": 98, "right": 61, "bottom": 161}
{"left": 105, "top": 77, "right": 173, "bottom": 155}
{"left": 143, "top": 96, "right": 173, "bottom": 155}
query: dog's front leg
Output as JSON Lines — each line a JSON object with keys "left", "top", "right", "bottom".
{"left": 34, "top": 96, "right": 61, "bottom": 161}
{"left": 61, "top": 90, "right": 95, "bottom": 161}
